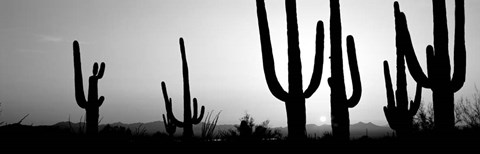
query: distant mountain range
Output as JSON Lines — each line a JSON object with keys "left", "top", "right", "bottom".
{"left": 53, "top": 121, "right": 394, "bottom": 139}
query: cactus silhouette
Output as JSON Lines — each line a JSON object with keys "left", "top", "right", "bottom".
{"left": 73, "top": 40, "right": 106, "bottom": 135}
{"left": 162, "top": 114, "right": 176, "bottom": 137}
{"left": 383, "top": 19, "right": 422, "bottom": 136}
{"left": 255, "top": 0, "right": 324, "bottom": 140}
{"left": 162, "top": 38, "right": 205, "bottom": 139}
{"left": 383, "top": 59, "right": 422, "bottom": 136}
{"left": 328, "top": 0, "right": 362, "bottom": 141}
{"left": 395, "top": 0, "right": 466, "bottom": 131}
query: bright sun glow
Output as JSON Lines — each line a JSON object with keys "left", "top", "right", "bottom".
{"left": 320, "top": 116, "right": 327, "bottom": 123}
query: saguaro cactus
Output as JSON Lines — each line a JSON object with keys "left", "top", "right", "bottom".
{"left": 395, "top": 0, "right": 466, "bottom": 130}
{"left": 328, "top": 0, "right": 362, "bottom": 141}
{"left": 256, "top": 0, "right": 324, "bottom": 140}
{"left": 73, "top": 40, "right": 106, "bottom": 135}
{"left": 162, "top": 38, "right": 205, "bottom": 139}
{"left": 383, "top": 59, "right": 422, "bottom": 136}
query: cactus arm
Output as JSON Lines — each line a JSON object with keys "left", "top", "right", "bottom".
{"left": 92, "top": 62, "right": 105, "bottom": 107}
{"left": 192, "top": 98, "right": 205, "bottom": 124}
{"left": 409, "top": 84, "right": 422, "bottom": 116}
{"left": 327, "top": 78, "right": 333, "bottom": 90}
{"left": 451, "top": 0, "right": 466, "bottom": 93}
{"left": 383, "top": 106, "right": 397, "bottom": 130}
{"left": 346, "top": 36, "right": 361, "bottom": 108}
{"left": 92, "top": 63, "right": 99, "bottom": 76}
{"left": 256, "top": 0, "right": 288, "bottom": 102}
{"left": 163, "top": 114, "right": 168, "bottom": 127}
{"left": 73, "top": 40, "right": 87, "bottom": 109}
{"left": 163, "top": 114, "right": 176, "bottom": 135}
{"left": 304, "top": 21, "right": 325, "bottom": 98}
{"left": 383, "top": 61, "right": 396, "bottom": 109}
{"left": 394, "top": 2, "right": 431, "bottom": 88}
{"left": 196, "top": 105, "right": 205, "bottom": 124}
{"left": 383, "top": 60, "right": 397, "bottom": 130}
{"left": 161, "top": 81, "right": 185, "bottom": 127}
{"left": 426, "top": 45, "right": 436, "bottom": 78}
{"left": 97, "top": 96, "right": 105, "bottom": 107}
{"left": 192, "top": 98, "right": 198, "bottom": 120}
{"left": 97, "top": 62, "right": 105, "bottom": 79}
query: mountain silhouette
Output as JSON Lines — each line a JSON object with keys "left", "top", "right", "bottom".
{"left": 52, "top": 121, "right": 392, "bottom": 139}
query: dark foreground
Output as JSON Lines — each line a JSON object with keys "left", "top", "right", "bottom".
{"left": 0, "top": 123, "right": 478, "bottom": 152}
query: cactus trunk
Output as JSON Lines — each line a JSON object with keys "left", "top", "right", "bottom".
{"left": 181, "top": 37, "right": 193, "bottom": 138}
{"left": 86, "top": 106, "right": 99, "bottom": 135}
{"left": 285, "top": 98, "right": 306, "bottom": 139}
{"left": 433, "top": 89, "right": 455, "bottom": 129}
{"left": 163, "top": 114, "right": 176, "bottom": 137}
{"left": 330, "top": 100, "right": 350, "bottom": 140}
{"left": 328, "top": 0, "right": 362, "bottom": 141}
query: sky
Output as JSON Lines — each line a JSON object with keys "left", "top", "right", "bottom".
{"left": 0, "top": 0, "right": 479, "bottom": 127}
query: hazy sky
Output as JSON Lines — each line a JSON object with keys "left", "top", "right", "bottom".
{"left": 0, "top": 0, "right": 479, "bottom": 127}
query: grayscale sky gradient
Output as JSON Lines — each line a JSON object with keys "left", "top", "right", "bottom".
{"left": 0, "top": 0, "right": 479, "bottom": 127}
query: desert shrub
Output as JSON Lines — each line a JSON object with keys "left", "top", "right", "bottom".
{"left": 218, "top": 113, "right": 282, "bottom": 141}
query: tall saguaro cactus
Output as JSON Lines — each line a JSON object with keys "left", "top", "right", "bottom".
{"left": 328, "top": 0, "right": 362, "bottom": 141}
{"left": 162, "top": 38, "right": 205, "bottom": 139}
{"left": 73, "top": 40, "right": 106, "bottom": 135}
{"left": 256, "top": 0, "right": 324, "bottom": 140}
{"left": 395, "top": 0, "right": 466, "bottom": 131}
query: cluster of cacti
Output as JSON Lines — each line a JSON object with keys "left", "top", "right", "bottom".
{"left": 64, "top": 0, "right": 468, "bottom": 141}
{"left": 162, "top": 38, "right": 205, "bottom": 139}
{"left": 328, "top": 0, "right": 362, "bottom": 141}
{"left": 383, "top": 19, "right": 422, "bottom": 136}
{"left": 73, "top": 40, "right": 106, "bottom": 135}
{"left": 395, "top": 0, "right": 466, "bottom": 131}
{"left": 255, "top": 0, "right": 324, "bottom": 140}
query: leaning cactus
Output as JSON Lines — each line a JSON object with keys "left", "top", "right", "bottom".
{"left": 383, "top": 60, "right": 422, "bottom": 136}
{"left": 162, "top": 114, "right": 176, "bottom": 137}
{"left": 328, "top": 0, "right": 362, "bottom": 141}
{"left": 162, "top": 38, "right": 205, "bottom": 139}
{"left": 256, "top": 0, "right": 324, "bottom": 140}
{"left": 73, "top": 40, "right": 106, "bottom": 135}
{"left": 395, "top": 0, "right": 466, "bottom": 131}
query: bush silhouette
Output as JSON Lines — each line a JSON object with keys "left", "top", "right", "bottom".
{"left": 236, "top": 113, "right": 254, "bottom": 139}
{"left": 395, "top": 0, "right": 466, "bottom": 131}
{"left": 255, "top": 0, "right": 324, "bottom": 140}
{"left": 73, "top": 40, "right": 106, "bottom": 136}
{"left": 162, "top": 38, "right": 205, "bottom": 140}
{"left": 414, "top": 103, "right": 435, "bottom": 131}
{"left": 455, "top": 87, "right": 480, "bottom": 128}
{"left": 328, "top": 0, "right": 362, "bottom": 141}
{"left": 218, "top": 113, "right": 282, "bottom": 142}
{"left": 201, "top": 110, "right": 221, "bottom": 140}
